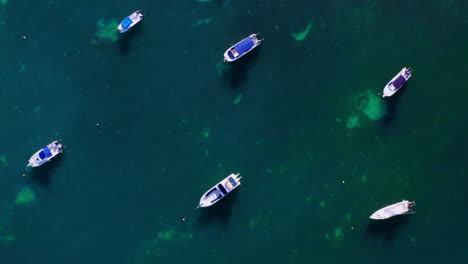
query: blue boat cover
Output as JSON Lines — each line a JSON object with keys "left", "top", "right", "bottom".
{"left": 121, "top": 17, "right": 133, "bottom": 29}
{"left": 392, "top": 75, "right": 407, "bottom": 89}
{"left": 218, "top": 184, "right": 228, "bottom": 195}
{"left": 227, "top": 50, "right": 235, "bottom": 60}
{"left": 234, "top": 37, "right": 255, "bottom": 55}
{"left": 41, "top": 147, "right": 52, "bottom": 159}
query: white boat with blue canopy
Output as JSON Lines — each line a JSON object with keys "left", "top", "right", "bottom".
{"left": 27, "top": 141, "right": 63, "bottom": 167}
{"left": 198, "top": 173, "right": 242, "bottom": 208}
{"left": 370, "top": 200, "right": 415, "bottom": 220}
{"left": 382, "top": 67, "right": 412, "bottom": 98}
{"left": 117, "top": 10, "right": 144, "bottom": 33}
{"left": 224, "top": 34, "right": 262, "bottom": 62}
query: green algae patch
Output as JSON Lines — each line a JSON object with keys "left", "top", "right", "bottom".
{"left": 202, "top": 128, "right": 210, "bottom": 138}
{"left": 157, "top": 229, "right": 175, "bottom": 241}
{"left": 292, "top": 23, "right": 312, "bottom": 41}
{"left": 95, "top": 19, "right": 119, "bottom": 42}
{"left": 355, "top": 90, "right": 386, "bottom": 120}
{"left": 325, "top": 227, "right": 344, "bottom": 240}
{"left": 0, "top": 155, "right": 7, "bottom": 166}
{"left": 15, "top": 187, "right": 36, "bottom": 205}
{"left": 233, "top": 94, "right": 242, "bottom": 104}
{"left": 333, "top": 227, "right": 344, "bottom": 240}
{"left": 360, "top": 175, "right": 368, "bottom": 183}
{"left": 319, "top": 200, "right": 326, "bottom": 208}
{"left": 346, "top": 114, "right": 360, "bottom": 129}
{"left": 344, "top": 90, "right": 386, "bottom": 130}
{"left": 324, "top": 226, "right": 345, "bottom": 246}
{"left": 215, "top": 62, "right": 230, "bottom": 76}
{"left": 192, "top": 17, "right": 212, "bottom": 27}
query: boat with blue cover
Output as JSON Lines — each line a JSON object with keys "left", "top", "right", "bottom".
{"left": 117, "top": 10, "right": 144, "bottom": 33}
{"left": 382, "top": 67, "right": 412, "bottom": 97}
{"left": 27, "top": 141, "right": 63, "bottom": 167}
{"left": 198, "top": 173, "right": 242, "bottom": 208}
{"left": 224, "top": 34, "right": 262, "bottom": 62}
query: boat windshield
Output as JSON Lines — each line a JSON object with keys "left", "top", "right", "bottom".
{"left": 227, "top": 50, "right": 236, "bottom": 60}
{"left": 206, "top": 188, "right": 223, "bottom": 203}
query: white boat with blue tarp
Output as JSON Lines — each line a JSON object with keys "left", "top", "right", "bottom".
{"left": 370, "top": 200, "right": 415, "bottom": 220}
{"left": 224, "top": 34, "right": 262, "bottom": 62}
{"left": 198, "top": 173, "right": 242, "bottom": 208}
{"left": 382, "top": 67, "right": 412, "bottom": 98}
{"left": 117, "top": 10, "right": 144, "bottom": 33}
{"left": 27, "top": 141, "right": 63, "bottom": 167}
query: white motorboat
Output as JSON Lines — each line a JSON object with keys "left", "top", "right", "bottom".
{"left": 117, "top": 10, "right": 144, "bottom": 33}
{"left": 370, "top": 200, "right": 415, "bottom": 220}
{"left": 27, "top": 141, "right": 63, "bottom": 167}
{"left": 382, "top": 67, "right": 412, "bottom": 98}
{"left": 198, "top": 173, "right": 242, "bottom": 208}
{"left": 224, "top": 34, "right": 262, "bottom": 62}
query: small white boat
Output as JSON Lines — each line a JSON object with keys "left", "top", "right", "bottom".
{"left": 198, "top": 173, "right": 242, "bottom": 208}
{"left": 224, "top": 34, "right": 262, "bottom": 62}
{"left": 117, "top": 10, "right": 144, "bottom": 33}
{"left": 382, "top": 67, "right": 412, "bottom": 98}
{"left": 27, "top": 141, "right": 63, "bottom": 167}
{"left": 370, "top": 200, "right": 415, "bottom": 220}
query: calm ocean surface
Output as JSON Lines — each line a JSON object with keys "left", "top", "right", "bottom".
{"left": 1, "top": 0, "right": 467, "bottom": 263}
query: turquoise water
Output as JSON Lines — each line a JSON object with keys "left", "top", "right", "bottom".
{"left": 1, "top": 0, "right": 467, "bottom": 263}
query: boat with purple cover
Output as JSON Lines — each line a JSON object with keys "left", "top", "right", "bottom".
{"left": 117, "top": 10, "right": 144, "bottom": 33}
{"left": 27, "top": 141, "right": 63, "bottom": 167}
{"left": 198, "top": 173, "right": 242, "bottom": 208}
{"left": 382, "top": 67, "right": 413, "bottom": 97}
{"left": 224, "top": 34, "right": 262, "bottom": 62}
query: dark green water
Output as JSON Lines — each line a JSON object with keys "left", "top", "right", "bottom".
{"left": 1, "top": 0, "right": 467, "bottom": 263}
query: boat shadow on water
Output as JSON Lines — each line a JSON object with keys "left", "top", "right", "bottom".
{"left": 28, "top": 154, "right": 64, "bottom": 187}
{"left": 194, "top": 189, "right": 240, "bottom": 231}
{"left": 379, "top": 85, "right": 409, "bottom": 128}
{"left": 118, "top": 25, "right": 143, "bottom": 55}
{"left": 221, "top": 48, "right": 261, "bottom": 89}
{"left": 365, "top": 214, "right": 410, "bottom": 241}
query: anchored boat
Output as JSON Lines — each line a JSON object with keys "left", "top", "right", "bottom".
{"left": 27, "top": 141, "right": 63, "bottom": 167}
{"left": 224, "top": 34, "right": 262, "bottom": 62}
{"left": 370, "top": 200, "right": 415, "bottom": 220}
{"left": 198, "top": 173, "right": 242, "bottom": 208}
{"left": 382, "top": 67, "right": 412, "bottom": 98}
{"left": 117, "top": 10, "right": 144, "bottom": 33}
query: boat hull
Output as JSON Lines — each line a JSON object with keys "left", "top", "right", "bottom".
{"left": 382, "top": 67, "right": 412, "bottom": 97}
{"left": 117, "top": 10, "right": 144, "bottom": 33}
{"left": 27, "top": 141, "right": 63, "bottom": 167}
{"left": 370, "top": 200, "right": 414, "bottom": 220}
{"left": 224, "top": 34, "right": 262, "bottom": 62}
{"left": 198, "top": 173, "right": 241, "bottom": 207}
